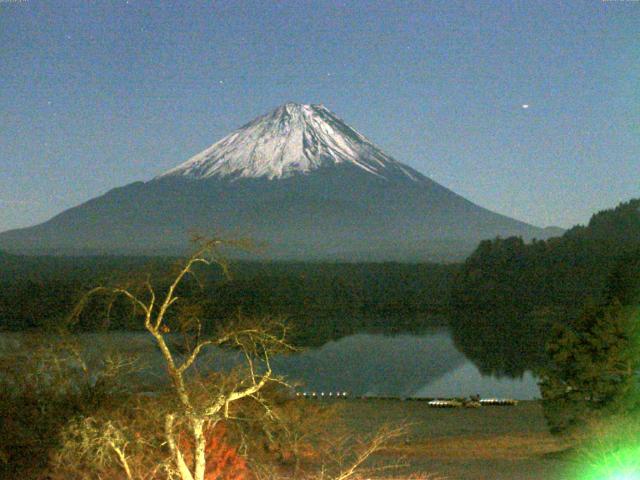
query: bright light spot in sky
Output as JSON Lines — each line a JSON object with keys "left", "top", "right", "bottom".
{"left": 522, "top": 104, "right": 530, "bottom": 109}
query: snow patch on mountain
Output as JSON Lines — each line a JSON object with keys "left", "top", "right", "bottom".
{"left": 158, "top": 103, "right": 421, "bottom": 182}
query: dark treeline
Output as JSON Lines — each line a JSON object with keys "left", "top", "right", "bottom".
{"left": 449, "top": 199, "right": 640, "bottom": 376}
{"left": 0, "top": 254, "right": 457, "bottom": 345}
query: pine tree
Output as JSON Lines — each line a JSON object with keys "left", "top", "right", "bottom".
{"left": 539, "top": 299, "right": 640, "bottom": 434}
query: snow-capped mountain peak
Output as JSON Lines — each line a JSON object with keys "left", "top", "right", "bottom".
{"left": 158, "top": 103, "right": 421, "bottom": 181}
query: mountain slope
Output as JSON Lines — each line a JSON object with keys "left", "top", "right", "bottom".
{"left": 0, "top": 103, "right": 555, "bottom": 260}
{"left": 158, "top": 103, "right": 420, "bottom": 182}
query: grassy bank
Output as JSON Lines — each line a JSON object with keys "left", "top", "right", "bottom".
{"left": 334, "top": 399, "right": 574, "bottom": 479}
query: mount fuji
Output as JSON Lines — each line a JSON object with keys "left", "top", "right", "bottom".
{"left": 0, "top": 103, "right": 556, "bottom": 260}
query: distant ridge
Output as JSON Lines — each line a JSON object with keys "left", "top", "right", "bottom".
{"left": 541, "top": 226, "right": 565, "bottom": 237}
{"left": 0, "top": 103, "right": 557, "bottom": 260}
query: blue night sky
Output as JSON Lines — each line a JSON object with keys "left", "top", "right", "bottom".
{"left": 1, "top": 0, "right": 638, "bottom": 232}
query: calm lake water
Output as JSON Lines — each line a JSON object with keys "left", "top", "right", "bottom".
{"left": 273, "top": 330, "right": 540, "bottom": 399}
{"left": 0, "top": 328, "right": 540, "bottom": 399}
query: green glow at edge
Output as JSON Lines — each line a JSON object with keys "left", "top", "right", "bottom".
{"left": 576, "top": 443, "right": 640, "bottom": 480}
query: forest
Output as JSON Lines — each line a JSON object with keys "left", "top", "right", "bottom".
{"left": 449, "top": 199, "right": 640, "bottom": 376}
{"left": 0, "top": 255, "right": 456, "bottom": 346}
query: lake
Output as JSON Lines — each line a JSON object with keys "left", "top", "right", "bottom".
{"left": 0, "top": 328, "right": 540, "bottom": 399}
{"left": 273, "top": 330, "right": 540, "bottom": 399}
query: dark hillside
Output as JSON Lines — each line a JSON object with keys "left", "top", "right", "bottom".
{"left": 449, "top": 199, "right": 640, "bottom": 376}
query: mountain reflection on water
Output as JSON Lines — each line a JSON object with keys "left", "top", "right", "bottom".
{"left": 0, "top": 328, "right": 541, "bottom": 400}
{"left": 274, "top": 330, "right": 540, "bottom": 399}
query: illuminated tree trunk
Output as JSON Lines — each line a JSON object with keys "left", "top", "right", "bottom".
{"left": 192, "top": 417, "right": 207, "bottom": 480}
{"left": 165, "top": 413, "right": 195, "bottom": 480}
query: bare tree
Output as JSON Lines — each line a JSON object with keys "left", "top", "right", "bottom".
{"left": 53, "top": 239, "right": 434, "bottom": 480}
{"left": 0, "top": 328, "right": 144, "bottom": 479}
{"left": 64, "top": 238, "right": 293, "bottom": 480}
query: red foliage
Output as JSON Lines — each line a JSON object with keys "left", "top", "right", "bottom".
{"left": 178, "top": 423, "right": 252, "bottom": 480}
